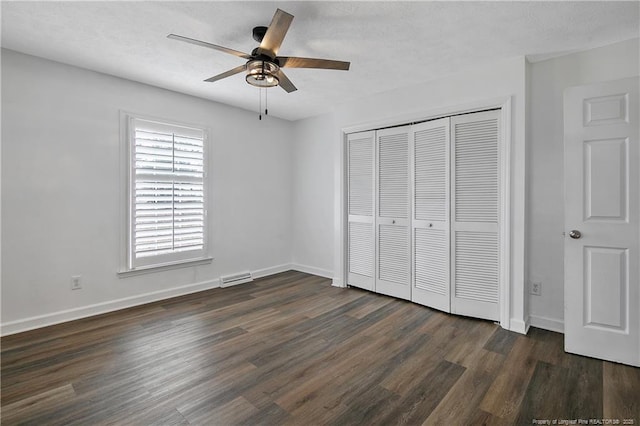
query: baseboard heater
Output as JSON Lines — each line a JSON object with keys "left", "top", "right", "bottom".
{"left": 220, "top": 271, "right": 253, "bottom": 288}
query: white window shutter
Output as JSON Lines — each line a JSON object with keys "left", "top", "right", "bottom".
{"left": 451, "top": 110, "right": 501, "bottom": 321}
{"left": 376, "top": 126, "right": 411, "bottom": 300}
{"left": 347, "top": 131, "right": 375, "bottom": 290}
{"left": 130, "top": 117, "right": 207, "bottom": 269}
{"left": 411, "top": 118, "right": 450, "bottom": 312}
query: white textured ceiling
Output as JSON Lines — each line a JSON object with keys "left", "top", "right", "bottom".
{"left": 2, "top": 1, "right": 639, "bottom": 121}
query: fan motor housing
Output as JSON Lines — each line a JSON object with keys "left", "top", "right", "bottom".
{"left": 252, "top": 26, "right": 268, "bottom": 42}
{"left": 249, "top": 49, "right": 277, "bottom": 63}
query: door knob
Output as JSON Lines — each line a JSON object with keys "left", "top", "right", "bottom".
{"left": 569, "top": 230, "right": 582, "bottom": 239}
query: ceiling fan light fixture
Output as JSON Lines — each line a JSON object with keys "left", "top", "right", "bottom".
{"left": 245, "top": 59, "right": 279, "bottom": 88}
{"left": 170, "top": 8, "right": 349, "bottom": 95}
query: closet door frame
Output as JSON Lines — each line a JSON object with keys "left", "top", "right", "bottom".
{"left": 338, "top": 97, "right": 513, "bottom": 331}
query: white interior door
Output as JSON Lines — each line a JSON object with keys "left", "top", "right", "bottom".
{"left": 564, "top": 76, "right": 639, "bottom": 366}
{"left": 347, "top": 131, "right": 375, "bottom": 291}
{"left": 450, "top": 110, "right": 501, "bottom": 321}
{"left": 376, "top": 126, "right": 411, "bottom": 300}
{"left": 411, "top": 118, "right": 451, "bottom": 312}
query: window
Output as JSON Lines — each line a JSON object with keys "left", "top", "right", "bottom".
{"left": 125, "top": 115, "right": 209, "bottom": 271}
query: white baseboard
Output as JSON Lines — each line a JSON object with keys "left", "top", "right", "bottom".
{"left": 0, "top": 278, "right": 220, "bottom": 336}
{"left": 290, "top": 263, "right": 333, "bottom": 279}
{"left": 252, "top": 263, "right": 293, "bottom": 279}
{"left": 0, "top": 263, "right": 295, "bottom": 337}
{"left": 509, "top": 317, "right": 530, "bottom": 335}
{"left": 529, "top": 315, "right": 564, "bottom": 334}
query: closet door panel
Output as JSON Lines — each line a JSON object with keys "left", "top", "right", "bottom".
{"left": 451, "top": 111, "right": 501, "bottom": 321}
{"left": 347, "top": 131, "right": 375, "bottom": 290}
{"left": 378, "top": 131, "right": 409, "bottom": 219}
{"left": 348, "top": 222, "right": 374, "bottom": 288}
{"left": 376, "top": 126, "right": 411, "bottom": 300}
{"left": 378, "top": 224, "right": 410, "bottom": 283}
{"left": 414, "top": 227, "right": 449, "bottom": 308}
{"left": 455, "top": 233, "right": 499, "bottom": 297}
{"left": 411, "top": 118, "right": 450, "bottom": 311}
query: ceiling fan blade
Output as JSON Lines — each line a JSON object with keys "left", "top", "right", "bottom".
{"left": 257, "top": 9, "right": 293, "bottom": 58}
{"left": 204, "top": 64, "right": 247, "bottom": 83}
{"left": 277, "top": 56, "right": 350, "bottom": 71}
{"left": 276, "top": 70, "right": 297, "bottom": 93}
{"left": 168, "top": 34, "right": 251, "bottom": 59}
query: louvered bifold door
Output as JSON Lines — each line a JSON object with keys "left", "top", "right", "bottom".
{"left": 451, "top": 110, "right": 501, "bottom": 321}
{"left": 411, "top": 118, "right": 451, "bottom": 312}
{"left": 376, "top": 126, "right": 411, "bottom": 300}
{"left": 347, "top": 131, "right": 375, "bottom": 291}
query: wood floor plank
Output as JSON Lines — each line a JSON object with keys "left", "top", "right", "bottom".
{"left": 276, "top": 319, "right": 422, "bottom": 414}
{"left": 178, "top": 395, "right": 259, "bottom": 425}
{"left": 0, "top": 384, "right": 77, "bottom": 424}
{"left": 2, "top": 270, "right": 637, "bottom": 425}
{"left": 603, "top": 362, "right": 640, "bottom": 422}
{"left": 479, "top": 334, "right": 538, "bottom": 421}
{"left": 423, "top": 348, "right": 504, "bottom": 424}
{"left": 444, "top": 319, "right": 497, "bottom": 368}
{"left": 483, "top": 326, "right": 519, "bottom": 355}
{"left": 345, "top": 292, "right": 394, "bottom": 319}
{"left": 331, "top": 384, "right": 401, "bottom": 425}
{"left": 563, "top": 354, "right": 603, "bottom": 419}
{"left": 275, "top": 333, "right": 399, "bottom": 413}
{"left": 381, "top": 360, "right": 466, "bottom": 425}
{"left": 467, "top": 408, "right": 514, "bottom": 426}
{"left": 168, "top": 362, "right": 259, "bottom": 416}
{"left": 379, "top": 334, "right": 444, "bottom": 397}
{"left": 242, "top": 402, "right": 290, "bottom": 425}
{"left": 515, "top": 360, "right": 571, "bottom": 424}
{"left": 529, "top": 327, "right": 566, "bottom": 366}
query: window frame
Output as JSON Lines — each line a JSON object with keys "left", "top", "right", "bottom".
{"left": 120, "top": 112, "right": 211, "bottom": 274}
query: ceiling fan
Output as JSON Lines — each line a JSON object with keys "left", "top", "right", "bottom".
{"left": 168, "top": 8, "right": 351, "bottom": 93}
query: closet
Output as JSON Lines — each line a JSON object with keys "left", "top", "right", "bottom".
{"left": 346, "top": 109, "right": 501, "bottom": 321}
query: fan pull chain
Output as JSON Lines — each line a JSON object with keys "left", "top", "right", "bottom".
{"left": 258, "top": 89, "right": 269, "bottom": 120}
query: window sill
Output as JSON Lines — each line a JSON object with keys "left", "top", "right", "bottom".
{"left": 118, "top": 257, "right": 213, "bottom": 278}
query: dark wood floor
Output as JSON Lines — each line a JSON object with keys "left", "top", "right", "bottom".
{"left": 1, "top": 271, "right": 638, "bottom": 425}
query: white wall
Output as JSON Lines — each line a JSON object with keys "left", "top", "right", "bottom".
{"left": 291, "top": 114, "right": 337, "bottom": 278}
{"left": 1, "top": 49, "right": 293, "bottom": 334}
{"left": 292, "top": 56, "right": 529, "bottom": 333}
{"left": 527, "top": 38, "right": 639, "bottom": 332}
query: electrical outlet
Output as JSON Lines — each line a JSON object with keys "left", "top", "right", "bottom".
{"left": 530, "top": 281, "right": 542, "bottom": 296}
{"left": 71, "top": 275, "right": 82, "bottom": 290}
